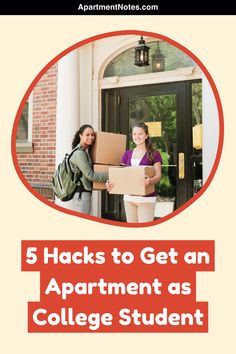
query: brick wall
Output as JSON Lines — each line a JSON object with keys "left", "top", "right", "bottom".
{"left": 17, "top": 64, "right": 58, "bottom": 202}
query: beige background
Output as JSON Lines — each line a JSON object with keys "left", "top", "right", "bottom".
{"left": 1, "top": 15, "right": 235, "bottom": 353}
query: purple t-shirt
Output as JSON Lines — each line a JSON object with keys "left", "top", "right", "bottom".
{"left": 120, "top": 150, "right": 162, "bottom": 197}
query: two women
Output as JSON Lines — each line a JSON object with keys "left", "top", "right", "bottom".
{"left": 70, "top": 122, "right": 162, "bottom": 223}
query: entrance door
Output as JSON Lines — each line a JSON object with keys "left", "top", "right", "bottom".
{"left": 101, "top": 80, "right": 202, "bottom": 221}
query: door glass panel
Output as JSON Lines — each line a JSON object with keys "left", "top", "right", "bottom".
{"left": 192, "top": 82, "right": 203, "bottom": 195}
{"left": 129, "top": 94, "right": 177, "bottom": 218}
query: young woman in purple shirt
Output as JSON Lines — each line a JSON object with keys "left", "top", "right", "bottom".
{"left": 107, "top": 122, "right": 162, "bottom": 223}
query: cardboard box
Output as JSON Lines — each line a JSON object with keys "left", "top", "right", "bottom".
{"left": 93, "top": 164, "right": 110, "bottom": 190}
{"left": 108, "top": 166, "right": 155, "bottom": 196}
{"left": 90, "top": 131, "right": 127, "bottom": 165}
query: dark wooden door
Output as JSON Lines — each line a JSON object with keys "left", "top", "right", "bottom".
{"left": 101, "top": 81, "right": 199, "bottom": 221}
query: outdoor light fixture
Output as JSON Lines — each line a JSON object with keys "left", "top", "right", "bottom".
{"left": 152, "top": 41, "right": 165, "bottom": 72}
{"left": 134, "top": 36, "right": 150, "bottom": 67}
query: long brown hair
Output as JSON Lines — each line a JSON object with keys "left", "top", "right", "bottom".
{"left": 72, "top": 124, "right": 94, "bottom": 149}
{"left": 133, "top": 122, "right": 156, "bottom": 161}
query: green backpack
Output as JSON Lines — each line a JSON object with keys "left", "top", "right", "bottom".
{"left": 52, "top": 147, "right": 82, "bottom": 202}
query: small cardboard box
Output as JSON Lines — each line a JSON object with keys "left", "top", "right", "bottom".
{"left": 108, "top": 166, "right": 155, "bottom": 196}
{"left": 93, "top": 164, "right": 110, "bottom": 190}
{"left": 90, "top": 131, "right": 127, "bottom": 165}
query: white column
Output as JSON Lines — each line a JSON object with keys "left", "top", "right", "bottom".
{"left": 79, "top": 43, "right": 93, "bottom": 126}
{"left": 92, "top": 79, "right": 102, "bottom": 217}
{"left": 79, "top": 43, "right": 101, "bottom": 216}
{"left": 202, "top": 74, "right": 219, "bottom": 184}
{"left": 55, "top": 49, "right": 80, "bottom": 209}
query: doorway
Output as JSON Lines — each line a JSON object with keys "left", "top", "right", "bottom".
{"left": 101, "top": 80, "right": 202, "bottom": 221}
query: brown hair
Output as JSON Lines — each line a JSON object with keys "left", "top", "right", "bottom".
{"left": 72, "top": 124, "right": 94, "bottom": 149}
{"left": 133, "top": 122, "right": 156, "bottom": 161}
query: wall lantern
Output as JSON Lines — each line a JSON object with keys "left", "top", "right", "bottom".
{"left": 134, "top": 36, "right": 150, "bottom": 66}
{"left": 152, "top": 41, "right": 165, "bottom": 72}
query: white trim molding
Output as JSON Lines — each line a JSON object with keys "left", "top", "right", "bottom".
{"left": 100, "top": 66, "right": 202, "bottom": 89}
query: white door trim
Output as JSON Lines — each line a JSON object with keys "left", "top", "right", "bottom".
{"left": 100, "top": 66, "right": 202, "bottom": 89}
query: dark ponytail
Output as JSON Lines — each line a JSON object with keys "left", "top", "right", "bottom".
{"left": 133, "top": 122, "right": 156, "bottom": 161}
{"left": 72, "top": 124, "right": 94, "bottom": 149}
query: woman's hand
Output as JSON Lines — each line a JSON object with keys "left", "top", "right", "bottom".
{"left": 143, "top": 163, "right": 162, "bottom": 186}
{"left": 105, "top": 180, "right": 114, "bottom": 192}
{"left": 143, "top": 176, "right": 152, "bottom": 186}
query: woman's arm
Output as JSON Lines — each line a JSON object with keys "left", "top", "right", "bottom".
{"left": 71, "top": 150, "right": 108, "bottom": 183}
{"left": 143, "top": 162, "right": 162, "bottom": 186}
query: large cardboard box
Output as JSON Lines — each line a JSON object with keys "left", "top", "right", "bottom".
{"left": 108, "top": 166, "right": 155, "bottom": 196}
{"left": 93, "top": 164, "right": 111, "bottom": 190}
{"left": 90, "top": 132, "right": 127, "bottom": 165}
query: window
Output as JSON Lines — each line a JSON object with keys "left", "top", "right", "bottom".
{"left": 16, "top": 94, "right": 33, "bottom": 152}
{"left": 103, "top": 40, "right": 195, "bottom": 78}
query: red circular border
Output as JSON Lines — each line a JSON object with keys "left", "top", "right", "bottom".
{"left": 11, "top": 29, "right": 224, "bottom": 228}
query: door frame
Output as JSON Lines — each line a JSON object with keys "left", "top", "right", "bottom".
{"left": 101, "top": 79, "right": 202, "bottom": 221}
{"left": 100, "top": 66, "right": 202, "bottom": 90}
{"left": 117, "top": 81, "right": 196, "bottom": 207}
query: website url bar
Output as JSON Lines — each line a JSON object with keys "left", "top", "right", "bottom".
{"left": 77, "top": 3, "right": 159, "bottom": 13}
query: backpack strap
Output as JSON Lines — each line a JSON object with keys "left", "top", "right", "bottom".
{"left": 69, "top": 145, "right": 91, "bottom": 199}
{"left": 67, "top": 147, "right": 82, "bottom": 182}
{"left": 75, "top": 184, "right": 92, "bottom": 200}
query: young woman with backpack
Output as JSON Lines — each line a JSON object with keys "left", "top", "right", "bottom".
{"left": 70, "top": 124, "right": 108, "bottom": 215}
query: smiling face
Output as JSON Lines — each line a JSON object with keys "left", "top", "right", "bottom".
{"left": 79, "top": 127, "right": 95, "bottom": 148}
{"left": 132, "top": 126, "right": 148, "bottom": 147}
